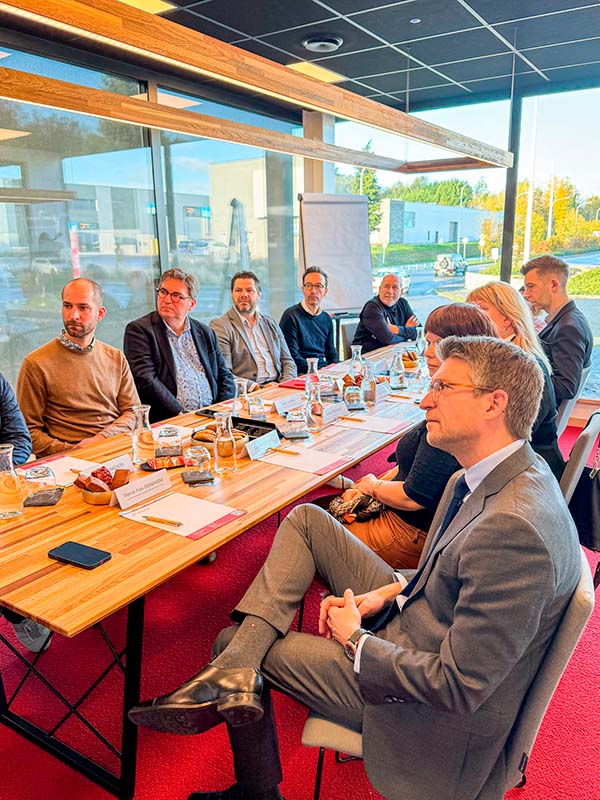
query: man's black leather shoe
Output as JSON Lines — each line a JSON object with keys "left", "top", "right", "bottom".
{"left": 128, "top": 664, "right": 263, "bottom": 735}
{"left": 187, "top": 785, "right": 284, "bottom": 800}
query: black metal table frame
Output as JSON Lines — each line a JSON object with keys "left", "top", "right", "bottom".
{"left": 0, "top": 596, "right": 145, "bottom": 800}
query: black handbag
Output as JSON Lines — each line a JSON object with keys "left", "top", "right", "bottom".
{"left": 568, "top": 435, "right": 600, "bottom": 552}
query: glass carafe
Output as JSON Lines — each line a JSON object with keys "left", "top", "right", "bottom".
{"left": 415, "top": 325, "right": 425, "bottom": 357}
{"left": 361, "top": 362, "right": 377, "bottom": 407}
{"left": 213, "top": 411, "right": 237, "bottom": 475}
{"left": 305, "top": 357, "right": 320, "bottom": 398}
{"left": 131, "top": 404, "right": 154, "bottom": 465}
{"left": 389, "top": 348, "right": 406, "bottom": 390}
{"left": 350, "top": 345, "right": 364, "bottom": 379}
{"left": 305, "top": 383, "right": 323, "bottom": 432}
{"left": 0, "top": 444, "right": 23, "bottom": 519}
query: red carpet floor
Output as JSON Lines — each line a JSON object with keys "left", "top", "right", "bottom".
{"left": 0, "top": 434, "right": 598, "bottom": 800}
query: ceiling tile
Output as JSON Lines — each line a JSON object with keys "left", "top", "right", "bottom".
{"left": 318, "top": 46, "right": 409, "bottom": 80}
{"left": 327, "top": 0, "right": 407, "bottom": 13}
{"left": 544, "top": 62, "right": 600, "bottom": 86}
{"left": 523, "top": 39, "right": 600, "bottom": 71}
{"left": 162, "top": 9, "right": 242, "bottom": 41}
{"left": 195, "top": 0, "right": 334, "bottom": 38}
{"left": 439, "top": 53, "right": 515, "bottom": 82}
{"left": 464, "top": 0, "right": 600, "bottom": 26}
{"left": 359, "top": 0, "right": 481, "bottom": 43}
{"left": 494, "top": 6, "right": 600, "bottom": 50}
{"left": 260, "top": 17, "right": 380, "bottom": 61}
{"left": 336, "top": 79, "right": 380, "bottom": 96}
{"left": 399, "top": 27, "right": 509, "bottom": 65}
{"left": 367, "top": 67, "right": 451, "bottom": 93}
{"left": 232, "top": 39, "right": 292, "bottom": 64}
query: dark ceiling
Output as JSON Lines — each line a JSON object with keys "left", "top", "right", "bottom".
{"left": 159, "top": 0, "right": 600, "bottom": 111}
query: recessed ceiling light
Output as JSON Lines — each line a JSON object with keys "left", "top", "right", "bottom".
{"left": 119, "top": 0, "right": 176, "bottom": 14}
{"left": 302, "top": 36, "right": 344, "bottom": 54}
{"left": 410, "top": 18, "right": 421, "bottom": 24}
{"left": 287, "top": 62, "right": 344, "bottom": 83}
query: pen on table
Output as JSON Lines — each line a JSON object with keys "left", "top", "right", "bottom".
{"left": 142, "top": 515, "right": 183, "bottom": 527}
{"left": 339, "top": 416, "right": 365, "bottom": 422}
{"left": 388, "top": 394, "right": 413, "bottom": 400}
{"left": 267, "top": 446, "right": 300, "bottom": 456}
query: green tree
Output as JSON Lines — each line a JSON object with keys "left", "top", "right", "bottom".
{"left": 350, "top": 142, "right": 382, "bottom": 232}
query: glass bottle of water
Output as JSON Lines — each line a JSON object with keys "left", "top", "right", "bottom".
{"left": 131, "top": 404, "right": 154, "bottom": 465}
{"left": 361, "top": 362, "right": 377, "bottom": 407}
{"left": 389, "top": 349, "right": 406, "bottom": 390}
{"left": 214, "top": 411, "right": 237, "bottom": 475}
{"left": 305, "top": 357, "right": 320, "bottom": 398}
{"left": 350, "top": 345, "right": 364, "bottom": 379}
{"left": 0, "top": 444, "right": 23, "bottom": 520}
{"left": 305, "top": 383, "right": 323, "bottom": 432}
{"left": 415, "top": 326, "right": 426, "bottom": 356}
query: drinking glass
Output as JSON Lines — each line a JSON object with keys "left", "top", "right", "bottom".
{"left": 247, "top": 395, "right": 265, "bottom": 417}
{"left": 23, "top": 465, "right": 57, "bottom": 502}
{"left": 0, "top": 444, "right": 22, "bottom": 519}
{"left": 184, "top": 445, "right": 211, "bottom": 473}
{"left": 233, "top": 378, "right": 248, "bottom": 414}
{"left": 284, "top": 407, "right": 307, "bottom": 437}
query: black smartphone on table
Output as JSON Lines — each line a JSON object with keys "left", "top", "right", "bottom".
{"left": 48, "top": 541, "right": 112, "bottom": 569}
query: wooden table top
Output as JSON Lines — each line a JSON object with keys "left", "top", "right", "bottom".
{"left": 0, "top": 356, "right": 424, "bottom": 638}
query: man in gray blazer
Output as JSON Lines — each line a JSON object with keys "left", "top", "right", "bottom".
{"left": 210, "top": 271, "right": 296, "bottom": 390}
{"left": 130, "top": 337, "right": 581, "bottom": 800}
{"left": 522, "top": 255, "right": 593, "bottom": 406}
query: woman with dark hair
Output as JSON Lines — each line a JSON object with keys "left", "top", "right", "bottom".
{"left": 334, "top": 303, "right": 497, "bottom": 569}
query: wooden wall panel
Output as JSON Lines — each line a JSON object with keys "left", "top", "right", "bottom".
{"left": 0, "top": 0, "right": 513, "bottom": 169}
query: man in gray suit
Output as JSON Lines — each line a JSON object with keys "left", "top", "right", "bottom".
{"left": 210, "top": 272, "right": 296, "bottom": 391}
{"left": 130, "top": 337, "right": 580, "bottom": 800}
{"left": 522, "top": 255, "right": 593, "bottom": 406}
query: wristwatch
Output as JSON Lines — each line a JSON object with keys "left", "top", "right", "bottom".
{"left": 344, "top": 627, "right": 372, "bottom": 661}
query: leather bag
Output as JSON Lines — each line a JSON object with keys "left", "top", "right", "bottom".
{"left": 568, "top": 441, "right": 600, "bottom": 552}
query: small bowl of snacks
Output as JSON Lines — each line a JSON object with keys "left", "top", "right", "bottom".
{"left": 75, "top": 466, "right": 131, "bottom": 505}
{"left": 402, "top": 350, "right": 420, "bottom": 373}
{"left": 191, "top": 422, "right": 249, "bottom": 456}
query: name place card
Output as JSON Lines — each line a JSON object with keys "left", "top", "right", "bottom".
{"left": 370, "top": 359, "right": 389, "bottom": 374}
{"left": 321, "top": 400, "right": 349, "bottom": 426}
{"left": 375, "top": 381, "right": 392, "bottom": 401}
{"left": 103, "top": 453, "right": 135, "bottom": 473}
{"left": 112, "top": 469, "right": 171, "bottom": 510}
{"left": 274, "top": 392, "right": 304, "bottom": 416}
{"left": 245, "top": 429, "right": 281, "bottom": 460}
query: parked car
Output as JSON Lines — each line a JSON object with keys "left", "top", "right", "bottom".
{"left": 177, "top": 239, "right": 210, "bottom": 255}
{"left": 372, "top": 268, "right": 411, "bottom": 295}
{"left": 434, "top": 253, "right": 467, "bottom": 277}
{"left": 30, "top": 257, "right": 71, "bottom": 276}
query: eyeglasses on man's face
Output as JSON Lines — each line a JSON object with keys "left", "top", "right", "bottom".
{"left": 156, "top": 287, "right": 192, "bottom": 303}
{"left": 428, "top": 379, "right": 494, "bottom": 401}
{"left": 303, "top": 282, "right": 326, "bottom": 291}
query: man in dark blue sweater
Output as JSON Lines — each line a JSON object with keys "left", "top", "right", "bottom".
{"left": 280, "top": 267, "right": 339, "bottom": 374}
{"left": 353, "top": 273, "right": 419, "bottom": 354}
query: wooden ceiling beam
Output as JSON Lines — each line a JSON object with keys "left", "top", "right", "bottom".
{"left": 0, "top": 0, "right": 513, "bottom": 169}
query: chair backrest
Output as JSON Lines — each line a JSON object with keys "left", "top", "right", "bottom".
{"left": 559, "top": 411, "right": 600, "bottom": 503}
{"left": 340, "top": 322, "right": 358, "bottom": 360}
{"left": 555, "top": 364, "right": 592, "bottom": 437}
{"left": 504, "top": 548, "right": 595, "bottom": 789}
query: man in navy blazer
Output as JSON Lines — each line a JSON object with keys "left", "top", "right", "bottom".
{"left": 522, "top": 255, "right": 593, "bottom": 406}
{"left": 124, "top": 269, "right": 234, "bottom": 423}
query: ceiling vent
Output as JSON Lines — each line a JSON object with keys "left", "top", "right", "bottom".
{"left": 302, "top": 36, "right": 344, "bottom": 54}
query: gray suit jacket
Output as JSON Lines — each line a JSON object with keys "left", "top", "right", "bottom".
{"left": 358, "top": 444, "right": 580, "bottom": 800}
{"left": 209, "top": 308, "right": 297, "bottom": 387}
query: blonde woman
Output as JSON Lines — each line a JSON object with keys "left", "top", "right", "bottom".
{"left": 468, "top": 281, "right": 564, "bottom": 478}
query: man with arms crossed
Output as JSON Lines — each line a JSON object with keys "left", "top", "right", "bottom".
{"left": 17, "top": 278, "right": 138, "bottom": 458}
{"left": 522, "top": 255, "right": 593, "bottom": 406}
{"left": 352, "top": 273, "right": 419, "bottom": 354}
{"left": 130, "top": 337, "right": 580, "bottom": 800}
{"left": 124, "top": 269, "right": 234, "bottom": 423}
{"left": 279, "top": 267, "right": 338, "bottom": 374}
{"left": 210, "top": 271, "right": 296, "bottom": 390}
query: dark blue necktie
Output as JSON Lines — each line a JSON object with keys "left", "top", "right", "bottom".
{"left": 371, "top": 475, "right": 469, "bottom": 632}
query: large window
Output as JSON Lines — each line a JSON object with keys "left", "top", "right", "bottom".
{"left": 0, "top": 98, "right": 158, "bottom": 384}
{"left": 157, "top": 88, "right": 303, "bottom": 323}
{"left": 517, "top": 89, "right": 600, "bottom": 399}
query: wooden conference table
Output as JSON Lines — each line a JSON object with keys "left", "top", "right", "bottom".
{"left": 0, "top": 355, "right": 424, "bottom": 799}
